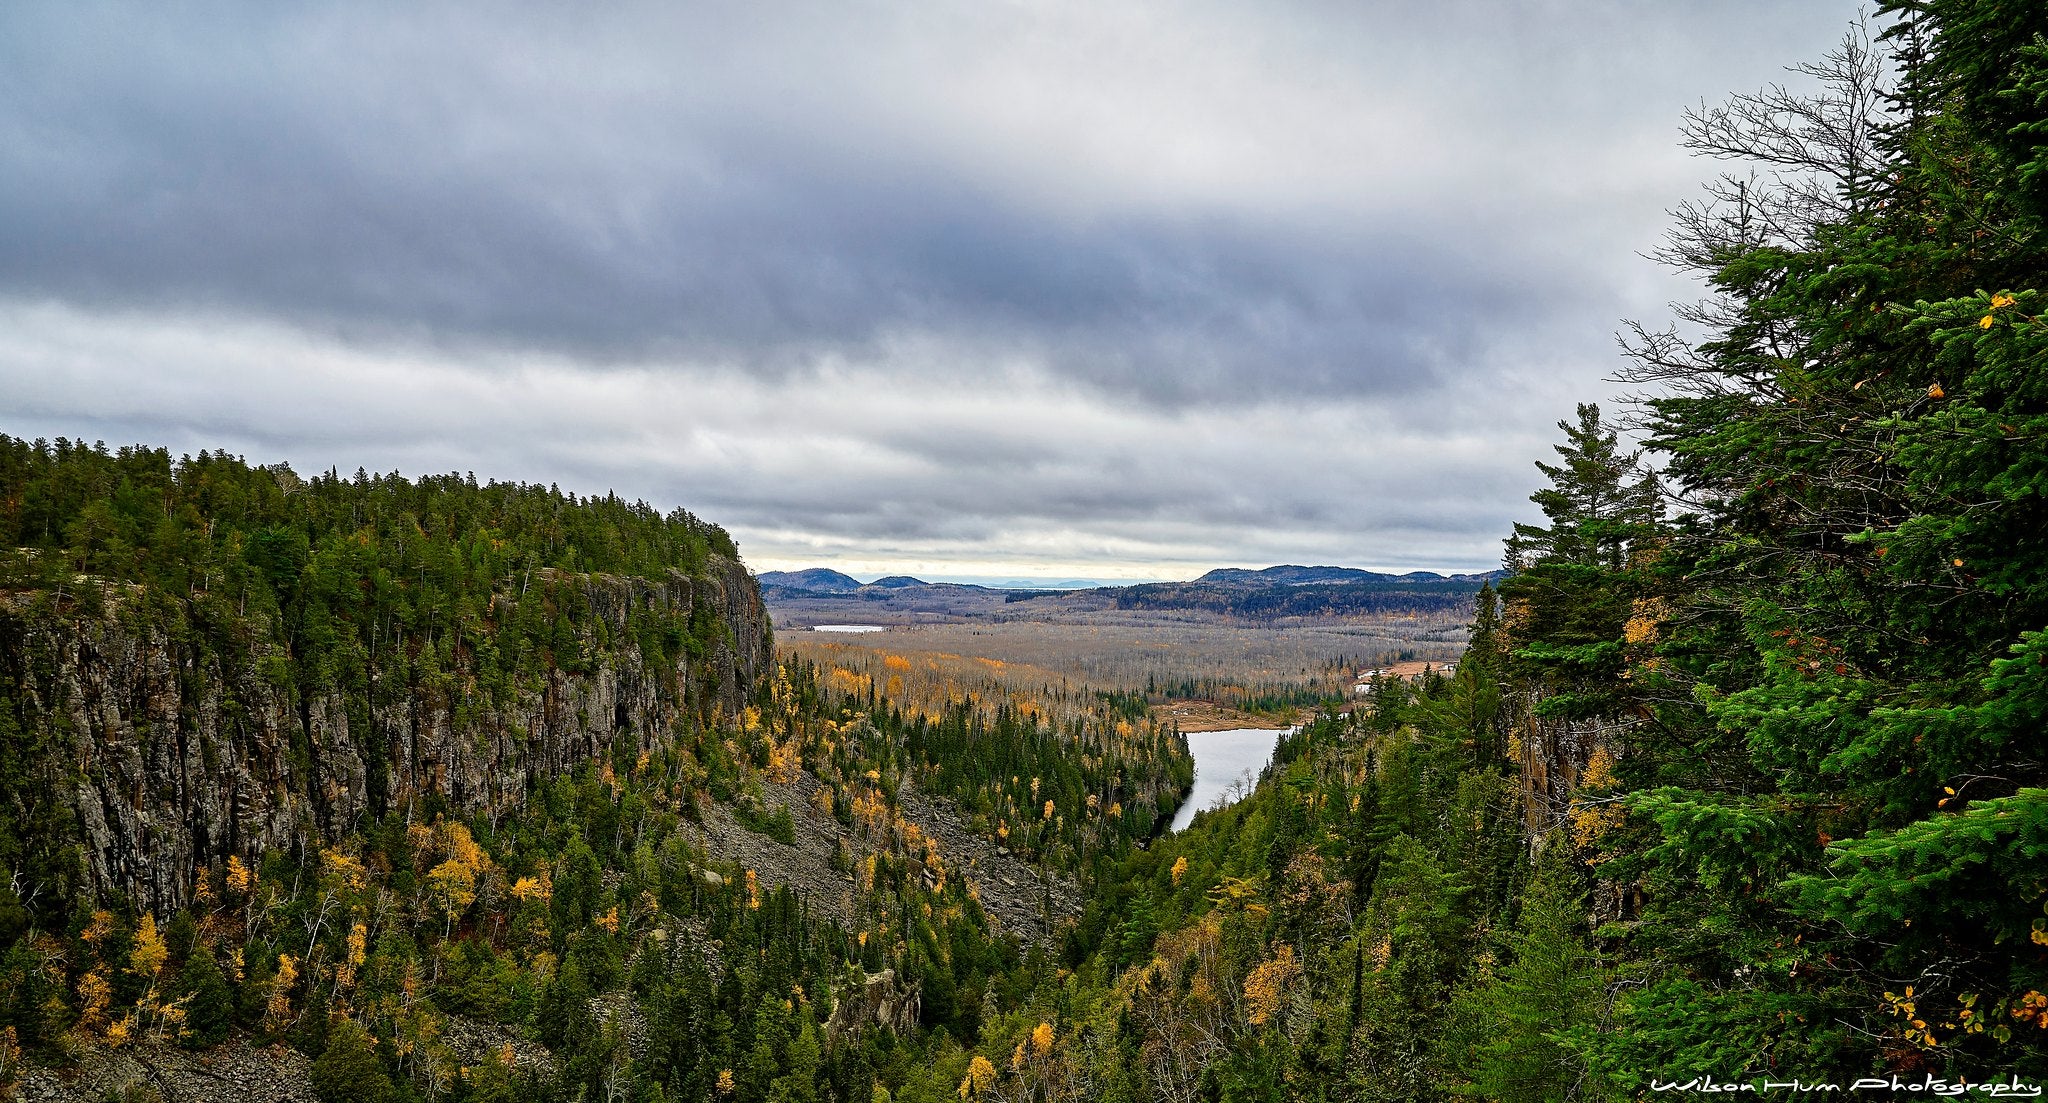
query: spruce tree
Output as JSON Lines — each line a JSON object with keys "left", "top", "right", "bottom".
{"left": 1504, "top": 404, "right": 1661, "bottom": 574}
{"left": 1586, "top": 2, "right": 2048, "bottom": 1085}
{"left": 1459, "top": 842, "right": 1606, "bottom": 1103}
{"left": 1499, "top": 404, "right": 1662, "bottom": 725}
{"left": 174, "top": 947, "right": 234, "bottom": 1049}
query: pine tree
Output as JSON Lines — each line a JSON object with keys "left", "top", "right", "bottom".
{"left": 1584, "top": 2, "right": 2048, "bottom": 1085}
{"left": 537, "top": 958, "right": 596, "bottom": 1053}
{"left": 1116, "top": 892, "right": 1159, "bottom": 967}
{"left": 1494, "top": 404, "right": 1666, "bottom": 861}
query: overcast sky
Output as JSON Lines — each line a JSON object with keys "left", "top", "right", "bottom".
{"left": 1, "top": 1, "right": 1859, "bottom": 579}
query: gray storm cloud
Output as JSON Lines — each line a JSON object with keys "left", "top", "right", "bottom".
{"left": 0, "top": 0, "right": 1856, "bottom": 575}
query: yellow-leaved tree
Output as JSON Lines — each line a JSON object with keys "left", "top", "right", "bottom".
{"left": 225, "top": 854, "right": 253, "bottom": 897}
{"left": 957, "top": 1055, "right": 997, "bottom": 1099}
{"left": 428, "top": 860, "right": 478, "bottom": 935}
{"left": 1030, "top": 1020, "right": 1055, "bottom": 1057}
{"left": 264, "top": 953, "right": 299, "bottom": 1033}
{"left": 129, "top": 914, "right": 168, "bottom": 980}
{"left": 1243, "top": 945, "right": 1301, "bottom": 1028}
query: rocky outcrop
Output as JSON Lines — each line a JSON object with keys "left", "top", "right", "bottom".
{"left": 1511, "top": 688, "right": 1625, "bottom": 837}
{"left": 14, "top": 1040, "right": 316, "bottom": 1103}
{"left": 895, "top": 782, "right": 1084, "bottom": 944}
{"left": 682, "top": 771, "right": 862, "bottom": 927}
{"left": 824, "top": 968, "right": 919, "bottom": 1041}
{"left": 1, "top": 557, "right": 770, "bottom": 916}
{"left": 681, "top": 769, "right": 1084, "bottom": 946}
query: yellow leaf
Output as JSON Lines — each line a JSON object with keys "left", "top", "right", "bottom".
{"left": 1244, "top": 945, "right": 1302, "bottom": 1026}
{"left": 959, "top": 1055, "right": 997, "bottom": 1098}
{"left": 225, "top": 855, "right": 253, "bottom": 896}
{"left": 129, "top": 914, "right": 168, "bottom": 979}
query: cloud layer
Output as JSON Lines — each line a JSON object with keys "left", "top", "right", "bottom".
{"left": 1, "top": 1, "right": 1857, "bottom": 575}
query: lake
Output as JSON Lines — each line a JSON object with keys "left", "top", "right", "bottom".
{"left": 1168, "top": 726, "right": 1292, "bottom": 832}
{"left": 812, "top": 624, "right": 888, "bottom": 633}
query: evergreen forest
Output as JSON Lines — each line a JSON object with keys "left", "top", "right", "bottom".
{"left": 4, "top": 1, "right": 2048, "bottom": 1099}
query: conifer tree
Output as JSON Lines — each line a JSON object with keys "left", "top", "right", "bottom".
{"left": 1458, "top": 841, "right": 1606, "bottom": 1103}
{"left": 1499, "top": 405, "right": 1662, "bottom": 724}
{"left": 1587, "top": 3, "right": 2048, "bottom": 1085}
{"left": 174, "top": 947, "right": 234, "bottom": 1049}
{"left": 1504, "top": 404, "right": 1661, "bottom": 574}
{"left": 310, "top": 1018, "right": 393, "bottom": 1103}
{"left": 1494, "top": 404, "right": 1666, "bottom": 850}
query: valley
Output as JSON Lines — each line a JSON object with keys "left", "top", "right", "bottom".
{"left": 6, "top": 7, "right": 2048, "bottom": 1099}
{"left": 767, "top": 565, "right": 1480, "bottom": 725}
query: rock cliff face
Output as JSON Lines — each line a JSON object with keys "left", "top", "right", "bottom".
{"left": 824, "top": 968, "right": 920, "bottom": 1042}
{"left": 1, "top": 557, "right": 770, "bottom": 916}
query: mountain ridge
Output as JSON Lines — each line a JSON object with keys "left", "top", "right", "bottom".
{"left": 757, "top": 567, "right": 866, "bottom": 592}
{"left": 761, "top": 563, "right": 1509, "bottom": 595}
{"left": 1194, "top": 564, "right": 1508, "bottom": 586}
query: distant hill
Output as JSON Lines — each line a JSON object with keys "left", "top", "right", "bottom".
{"left": 758, "top": 568, "right": 864, "bottom": 592}
{"left": 1196, "top": 565, "right": 1506, "bottom": 586}
{"left": 1105, "top": 567, "right": 1498, "bottom": 619}
{"left": 761, "top": 563, "right": 1504, "bottom": 624}
{"left": 1197, "top": 565, "right": 1401, "bottom": 585}
{"left": 989, "top": 578, "right": 1132, "bottom": 590}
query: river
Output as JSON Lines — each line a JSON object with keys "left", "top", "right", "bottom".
{"left": 1168, "top": 726, "right": 1293, "bottom": 832}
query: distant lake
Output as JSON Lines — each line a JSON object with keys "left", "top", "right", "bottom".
{"left": 1169, "top": 726, "right": 1291, "bottom": 832}
{"left": 812, "top": 624, "right": 888, "bottom": 634}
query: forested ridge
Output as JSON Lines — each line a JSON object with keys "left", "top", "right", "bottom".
{"left": 0, "top": 438, "right": 773, "bottom": 919}
{"left": 0, "top": 441, "right": 1194, "bottom": 1101}
{"left": 4, "top": 1, "right": 2048, "bottom": 1099}
{"left": 1100, "top": 578, "right": 1483, "bottom": 622}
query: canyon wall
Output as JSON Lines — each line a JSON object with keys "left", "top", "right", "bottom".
{"left": 0, "top": 558, "right": 770, "bottom": 915}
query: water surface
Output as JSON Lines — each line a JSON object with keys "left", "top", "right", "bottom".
{"left": 1169, "top": 726, "right": 1291, "bottom": 832}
